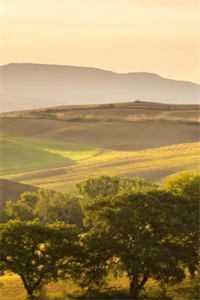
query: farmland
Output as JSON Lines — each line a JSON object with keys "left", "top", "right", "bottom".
{"left": 1, "top": 138, "right": 199, "bottom": 192}
{"left": 0, "top": 101, "right": 199, "bottom": 194}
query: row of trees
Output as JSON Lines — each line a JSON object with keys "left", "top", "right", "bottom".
{"left": 0, "top": 172, "right": 199, "bottom": 299}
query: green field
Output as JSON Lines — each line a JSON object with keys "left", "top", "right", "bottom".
{"left": 0, "top": 112, "right": 199, "bottom": 194}
{"left": 0, "top": 136, "right": 100, "bottom": 176}
{"left": 0, "top": 133, "right": 199, "bottom": 192}
{"left": 18, "top": 141, "right": 200, "bottom": 191}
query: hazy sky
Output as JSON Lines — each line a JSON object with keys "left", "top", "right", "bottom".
{"left": 1, "top": 0, "right": 200, "bottom": 83}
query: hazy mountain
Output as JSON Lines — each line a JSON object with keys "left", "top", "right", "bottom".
{"left": 0, "top": 63, "right": 199, "bottom": 112}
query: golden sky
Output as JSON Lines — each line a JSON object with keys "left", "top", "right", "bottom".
{"left": 1, "top": 0, "right": 200, "bottom": 83}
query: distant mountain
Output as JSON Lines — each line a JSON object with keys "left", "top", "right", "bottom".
{"left": 0, "top": 63, "right": 199, "bottom": 112}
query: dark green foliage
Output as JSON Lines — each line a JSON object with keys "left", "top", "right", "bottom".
{"left": 82, "top": 186, "right": 197, "bottom": 299}
{"left": 0, "top": 220, "right": 79, "bottom": 299}
{"left": 0, "top": 172, "right": 199, "bottom": 299}
{"left": 165, "top": 171, "right": 200, "bottom": 276}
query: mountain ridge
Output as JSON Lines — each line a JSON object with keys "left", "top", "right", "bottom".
{"left": 0, "top": 63, "right": 199, "bottom": 112}
{"left": 2, "top": 63, "right": 199, "bottom": 84}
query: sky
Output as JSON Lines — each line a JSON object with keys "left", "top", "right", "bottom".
{"left": 0, "top": 0, "right": 200, "bottom": 83}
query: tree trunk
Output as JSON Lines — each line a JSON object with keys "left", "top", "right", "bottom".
{"left": 20, "top": 274, "right": 41, "bottom": 300}
{"left": 130, "top": 277, "right": 140, "bottom": 300}
{"left": 129, "top": 274, "right": 149, "bottom": 300}
{"left": 26, "top": 292, "right": 35, "bottom": 300}
{"left": 26, "top": 287, "right": 43, "bottom": 300}
{"left": 22, "top": 283, "right": 36, "bottom": 300}
{"left": 189, "top": 264, "right": 196, "bottom": 278}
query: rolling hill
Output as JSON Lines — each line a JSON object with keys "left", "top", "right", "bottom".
{"left": 1, "top": 101, "right": 199, "bottom": 150}
{"left": 2, "top": 100, "right": 200, "bottom": 124}
{"left": 0, "top": 179, "right": 37, "bottom": 209}
{"left": 4, "top": 141, "right": 199, "bottom": 192}
{"left": 0, "top": 101, "right": 199, "bottom": 194}
{"left": 0, "top": 63, "right": 200, "bottom": 113}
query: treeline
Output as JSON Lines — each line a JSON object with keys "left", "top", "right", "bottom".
{"left": 0, "top": 172, "right": 199, "bottom": 300}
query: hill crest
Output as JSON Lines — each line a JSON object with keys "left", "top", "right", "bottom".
{"left": 0, "top": 63, "right": 199, "bottom": 113}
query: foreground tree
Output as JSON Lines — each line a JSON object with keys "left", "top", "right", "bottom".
{"left": 0, "top": 220, "right": 79, "bottom": 299}
{"left": 164, "top": 171, "right": 200, "bottom": 276}
{"left": 83, "top": 189, "right": 190, "bottom": 299}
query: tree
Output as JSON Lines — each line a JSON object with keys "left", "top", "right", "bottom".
{"left": 164, "top": 171, "right": 200, "bottom": 276}
{"left": 83, "top": 189, "right": 188, "bottom": 299}
{"left": 78, "top": 176, "right": 121, "bottom": 199}
{"left": 164, "top": 171, "right": 200, "bottom": 199}
{"left": 78, "top": 175, "right": 153, "bottom": 201}
{"left": 0, "top": 220, "right": 79, "bottom": 299}
{"left": 75, "top": 229, "right": 113, "bottom": 292}
{"left": 5, "top": 190, "right": 83, "bottom": 226}
{"left": 5, "top": 192, "right": 37, "bottom": 221}
{"left": 34, "top": 190, "right": 83, "bottom": 226}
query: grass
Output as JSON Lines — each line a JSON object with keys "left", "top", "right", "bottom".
{"left": 0, "top": 136, "right": 100, "bottom": 176}
{"left": 0, "top": 135, "right": 199, "bottom": 192}
{"left": 7, "top": 141, "right": 198, "bottom": 192}
{"left": 0, "top": 274, "right": 26, "bottom": 300}
{"left": 0, "top": 274, "right": 79, "bottom": 300}
{"left": 0, "top": 118, "right": 199, "bottom": 152}
{"left": 0, "top": 117, "right": 199, "bottom": 192}
{"left": 0, "top": 273, "right": 196, "bottom": 300}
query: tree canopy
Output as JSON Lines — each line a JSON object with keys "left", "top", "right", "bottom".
{"left": 83, "top": 188, "right": 190, "bottom": 299}
{"left": 0, "top": 172, "right": 199, "bottom": 299}
{"left": 0, "top": 220, "right": 80, "bottom": 299}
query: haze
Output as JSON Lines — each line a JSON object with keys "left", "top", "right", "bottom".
{"left": 0, "top": 0, "right": 200, "bottom": 83}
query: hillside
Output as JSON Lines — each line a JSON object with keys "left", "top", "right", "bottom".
{"left": 1, "top": 100, "right": 200, "bottom": 124}
{"left": 0, "top": 63, "right": 200, "bottom": 112}
{"left": 0, "top": 102, "right": 199, "bottom": 154}
{"left": 0, "top": 179, "right": 37, "bottom": 209}
{"left": 4, "top": 142, "right": 199, "bottom": 192}
{"left": 0, "top": 101, "right": 199, "bottom": 192}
